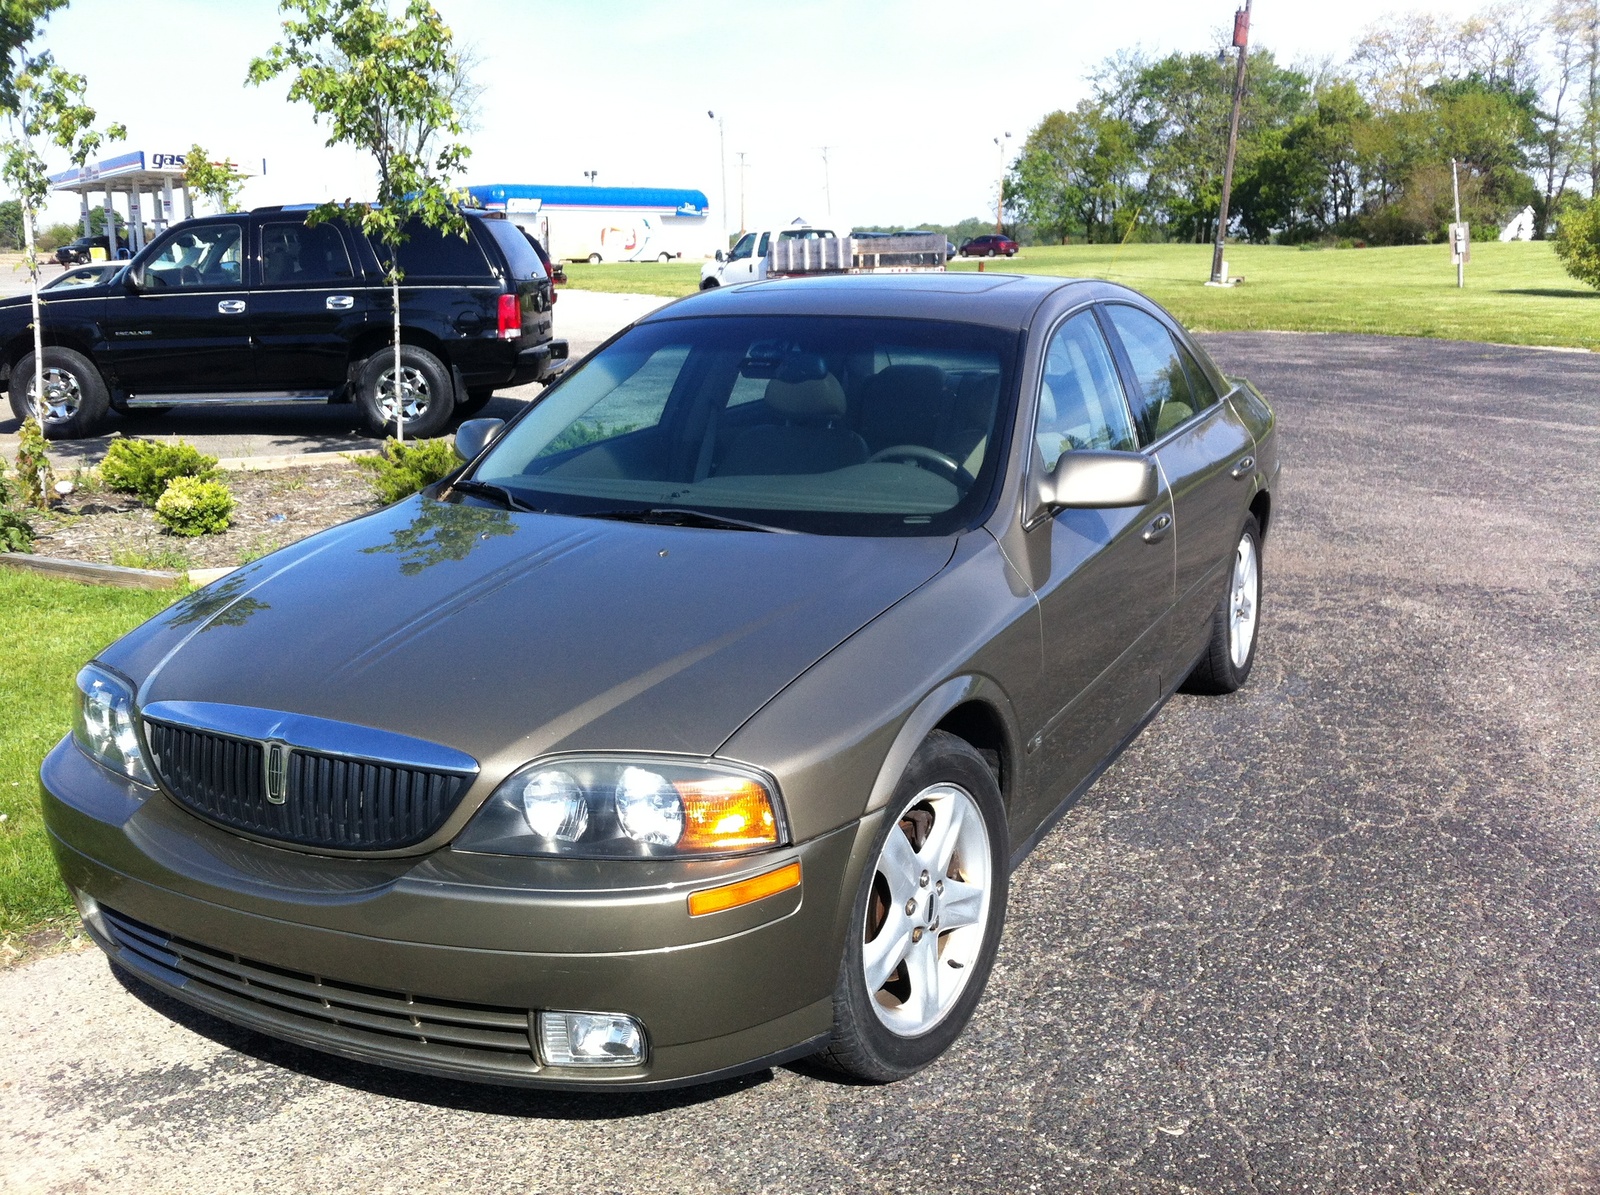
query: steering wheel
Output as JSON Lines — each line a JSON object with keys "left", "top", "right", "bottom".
{"left": 178, "top": 265, "right": 200, "bottom": 287}
{"left": 867, "top": 443, "right": 972, "bottom": 486}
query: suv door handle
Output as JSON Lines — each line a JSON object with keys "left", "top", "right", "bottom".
{"left": 1230, "top": 455, "right": 1255, "bottom": 479}
{"left": 1142, "top": 513, "right": 1173, "bottom": 544}
{"left": 217, "top": 299, "right": 247, "bottom": 314}
{"left": 325, "top": 295, "right": 354, "bottom": 310}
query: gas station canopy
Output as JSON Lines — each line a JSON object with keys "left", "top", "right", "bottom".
{"left": 49, "top": 149, "right": 263, "bottom": 255}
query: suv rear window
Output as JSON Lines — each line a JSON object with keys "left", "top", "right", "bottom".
{"left": 369, "top": 219, "right": 493, "bottom": 281}
{"left": 482, "top": 218, "right": 548, "bottom": 280}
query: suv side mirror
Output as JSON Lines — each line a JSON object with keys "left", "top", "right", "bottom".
{"left": 715, "top": 249, "right": 725, "bottom": 263}
{"left": 453, "top": 417, "right": 504, "bottom": 462}
{"left": 126, "top": 264, "right": 144, "bottom": 290}
{"left": 1040, "top": 451, "right": 1157, "bottom": 512}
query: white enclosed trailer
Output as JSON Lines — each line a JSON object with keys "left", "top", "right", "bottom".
{"left": 462, "top": 184, "right": 715, "bottom": 263}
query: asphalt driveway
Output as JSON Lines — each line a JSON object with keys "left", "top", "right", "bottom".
{"left": 3, "top": 332, "right": 1597, "bottom": 1194}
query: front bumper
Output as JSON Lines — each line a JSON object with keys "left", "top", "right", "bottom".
{"left": 43, "top": 737, "right": 863, "bottom": 1090}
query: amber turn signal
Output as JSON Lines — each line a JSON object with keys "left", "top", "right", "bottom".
{"left": 687, "top": 861, "right": 802, "bottom": 917}
{"left": 674, "top": 776, "right": 780, "bottom": 851}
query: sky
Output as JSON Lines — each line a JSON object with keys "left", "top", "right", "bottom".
{"left": 36, "top": 0, "right": 1500, "bottom": 234}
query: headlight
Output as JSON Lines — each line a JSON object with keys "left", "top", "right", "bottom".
{"left": 71, "top": 663, "right": 154, "bottom": 787}
{"left": 455, "top": 756, "right": 785, "bottom": 858}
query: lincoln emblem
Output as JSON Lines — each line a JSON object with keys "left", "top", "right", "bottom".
{"left": 265, "top": 742, "right": 288, "bottom": 805}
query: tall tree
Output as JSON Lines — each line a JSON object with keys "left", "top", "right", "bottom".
{"left": 183, "top": 144, "right": 248, "bottom": 213}
{"left": 248, "top": 0, "right": 471, "bottom": 442}
{"left": 0, "top": 0, "right": 123, "bottom": 447}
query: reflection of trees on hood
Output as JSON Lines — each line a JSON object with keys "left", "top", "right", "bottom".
{"left": 362, "top": 500, "right": 514, "bottom": 576}
{"left": 166, "top": 571, "right": 271, "bottom": 631}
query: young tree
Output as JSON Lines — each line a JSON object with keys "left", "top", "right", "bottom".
{"left": 248, "top": 0, "right": 472, "bottom": 442}
{"left": 0, "top": 3, "right": 123, "bottom": 447}
{"left": 183, "top": 144, "right": 248, "bottom": 213}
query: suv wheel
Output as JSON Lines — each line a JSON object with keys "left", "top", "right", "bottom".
{"left": 458, "top": 387, "right": 496, "bottom": 416}
{"left": 8, "top": 347, "right": 110, "bottom": 440}
{"left": 356, "top": 345, "right": 453, "bottom": 440}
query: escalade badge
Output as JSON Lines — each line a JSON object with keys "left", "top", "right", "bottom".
{"left": 265, "top": 741, "right": 289, "bottom": 805}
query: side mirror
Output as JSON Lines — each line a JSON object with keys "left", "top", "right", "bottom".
{"left": 453, "top": 417, "right": 504, "bottom": 462}
{"left": 126, "top": 265, "right": 144, "bottom": 290}
{"left": 715, "top": 249, "right": 725, "bottom": 262}
{"left": 1040, "top": 450, "right": 1157, "bottom": 511}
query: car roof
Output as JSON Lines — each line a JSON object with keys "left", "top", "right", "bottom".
{"left": 644, "top": 272, "right": 1097, "bottom": 329}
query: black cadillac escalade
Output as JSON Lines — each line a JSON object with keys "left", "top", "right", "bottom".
{"left": 4, "top": 206, "right": 566, "bottom": 440}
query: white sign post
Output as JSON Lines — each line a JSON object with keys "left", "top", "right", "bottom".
{"left": 1450, "top": 158, "right": 1466, "bottom": 289}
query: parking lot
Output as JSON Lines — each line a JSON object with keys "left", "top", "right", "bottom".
{"left": 3, "top": 330, "right": 1598, "bottom": 1193}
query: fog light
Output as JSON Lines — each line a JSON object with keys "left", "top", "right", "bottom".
{"left": 70, "top": 888, "right": 106, "bottom": 938}
{"left": 538, "top": 1010, "right": 646, "bottom": 1067}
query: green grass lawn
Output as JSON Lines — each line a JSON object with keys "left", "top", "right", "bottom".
{"left": 0, "top": 570, "right": 179, "bottom": 942}
{"left": 563, "top": 241, "right": 1596, "bottom": 350}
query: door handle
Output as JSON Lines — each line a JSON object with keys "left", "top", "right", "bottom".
{"left": 1142, "top": 513, "right": 1173, "bottom": 544}
{"left": 325, "top": 295, "right": 354, "bottom": 310}
{"left": 1230, "top": 455, "right": 1255, "bottom": 479}
{"left": 217, "top": 299, "right": 247, "bottom": 314}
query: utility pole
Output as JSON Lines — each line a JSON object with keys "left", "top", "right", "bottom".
{"left": 1209, "top": 0, "right": 1252, "bottom": 286}
{"left": 583, "top": 169, "right": 598, "bottom": 185}
{"left": 736, "top": 151, "right": 748, "bottom": 233}
{"left": 708, "top": 111, "right": 727, "bottom": 247}
{"left": 993, "top": 132, "right": 1011, "bottom": 232}
{"left": 1451, "top": 157, "right": 1467, "bottom": 289}
{"left": 820, "top": 146, "right": 832, "bottom": 219}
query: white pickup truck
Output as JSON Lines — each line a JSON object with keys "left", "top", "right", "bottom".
{"left": 699, "top": 224, "right": 836, "bottom": 289}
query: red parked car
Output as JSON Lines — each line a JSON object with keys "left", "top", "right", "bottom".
{"left": 959, "top": 234, "right": 1019, "bottom": 258}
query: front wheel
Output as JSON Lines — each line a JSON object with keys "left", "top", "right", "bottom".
{"left": 9, "top": 347, "right": 110, "bottom": 439}
{"left": 699, "top": 277, "right": 720, "bottom": 290}
{"left": 657, "top": 251, "right": 673, "bottom": 263}
{"left": 587, "top": 252, "right": 602, "bottom": 264}
{"left": 1182, "top": 514, "right": 1263, "bottom": 694}
{"left": 815, "top": 730, "right": 1008, "bottom": 1082}
{"left": 355, "top": 345, "right": 454, "bottom": 439}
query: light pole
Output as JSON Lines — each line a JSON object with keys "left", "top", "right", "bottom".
{"left": 993, "top": 132, "right": 1011, "bottom": 233}
{"left": 1209, "top": 0, "right": 1252, "bottom": 285}
{"left": 736, "top": 151, "right": 748, "bottom": 233}
{"left": 820, "top": 146, "right": 832, "bottom": 219}
{"left": 708, "top": 111, "right": 727, "bottom": 246}
{"left": 583, "top": 170, "right": 599, "bottom": 185}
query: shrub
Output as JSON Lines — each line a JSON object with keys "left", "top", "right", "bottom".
{"left": 0, "top": 477, "right": 33, "bottom": 553}
{"left": 13, "top": 417, "right": 52, "bottom": 509}
{"left": 154, "top": 476, "right": 234, "bottom": 537}
{"left": 354, "top": 437, "right": 459, "bottom": 505}
{"left": 100, "top": 438, "right": 220, "bottom": 505}
{"left": 1555, "top": 198, "right": 1600, "bottom": 291}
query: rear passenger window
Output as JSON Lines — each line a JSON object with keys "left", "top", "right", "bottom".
{"left": 370, "top": 220, "right": 493, "bottom": 281}
{"left": 1103, "top": 305, "right": 1199, "bottom": 442}
{"left": 259, "top": 221, "right": 355, "bottom": 287}
{"left": 1035, "top": 311, "right": 1135, "bottom": 471}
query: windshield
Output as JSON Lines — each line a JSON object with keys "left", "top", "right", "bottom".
{"left": 470, "top": 315, "right": 1018, "bottom": 536}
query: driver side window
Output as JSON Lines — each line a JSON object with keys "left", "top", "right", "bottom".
{"left": 728, "top": 233, "right": 756, "bottom": 261}
{"left": 1034, "top": 311, "right": 1136, "bottom": 471}
{"left": 142, "top": 223, "right": 244, "bottom": 290}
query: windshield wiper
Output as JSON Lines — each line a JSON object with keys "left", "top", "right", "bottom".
{"left": 448, "top": 478, "right": 541, "bottom": 512}
{"left": 581, "top": 507, "right": 791, "bottom": 534}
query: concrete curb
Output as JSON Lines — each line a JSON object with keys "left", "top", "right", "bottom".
{"left": 214, "top": 449, "right": 379, "bottom": 472}
{"left": 0, "top": 552, "right": 238, "bottom": 590}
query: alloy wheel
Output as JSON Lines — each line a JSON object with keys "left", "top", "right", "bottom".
{"left": 1229, "top": 532, "right": 1259, "bottom": 668}
{"left": 862, "top": 782, "right": 993, "bottom": 1036}
{"left": 27, "top": 366, "right": 83, "bottom": 423}
{"left": 376, "top": 365, "right": 431, "bottom": 423}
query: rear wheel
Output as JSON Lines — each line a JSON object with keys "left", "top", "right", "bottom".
{"left": 1182, "top": 515, "right": 1262, "bottom": 695}
{"left": 587, "top": 252, "right": 602, "bottom": 264}
{"left": 458, "top": 387, "right": 496, "bottom": 416}
{"left": 9, "top": 347, "right": 110, "bottom": 439}
{"left": 815, "top": 730, "right": 1008, "bottom": 1082}
{"left": 355, "top": 345, "right": 453, "bottom": 440}
{"left": 657, "top": 251, "right": 673, "bottom": 263}
{"left": 986, "top": 248, "right": 997, "bottom": 258}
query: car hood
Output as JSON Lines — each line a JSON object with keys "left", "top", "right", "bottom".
{"left": 105, "top": 496, "right": 956, "bottom": 777}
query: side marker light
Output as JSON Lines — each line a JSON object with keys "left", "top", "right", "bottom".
{"left": 687, "top": 861, "right": 801, "bottom": 917}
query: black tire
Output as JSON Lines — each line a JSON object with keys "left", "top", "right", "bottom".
{"left": 815, "top": 730, "right": 1008, "bottom": 1082}
{"left": 9, "top": 347, "right": 110, "bottom": 439}
{"left": 587, "top": 252, "right": 602, "bottom": 264}
{"left": 699, "top": 278, "right": 720, "bottom": 290}
{"left": 986, "top": 248, "right": 997, "bottom": 258}
{"left": 458, "top": 387, "right": 496, "bottom": 416}
{"left": 355, "top": 345, "right": 454, "bottom": 439}
{"left": 657, "top": 252, "right": 673, "bottom": 263}
{"left": 1182, "top": 514, "right": 1263, "bottom": 695}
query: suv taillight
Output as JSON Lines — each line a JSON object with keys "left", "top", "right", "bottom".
{"left": 497, "top": 293, "right": 521, "bottom": 340}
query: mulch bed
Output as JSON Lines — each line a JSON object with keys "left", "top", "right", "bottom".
{"left": 30, "top": 465, "right": 383, "bottom": 571}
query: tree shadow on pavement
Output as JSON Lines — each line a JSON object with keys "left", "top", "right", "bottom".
{"left": 109, "top": 961, "right": 774, "bottom": 1119}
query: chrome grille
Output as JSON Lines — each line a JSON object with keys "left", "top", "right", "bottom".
{"left": 145, "top": 719, "right": 471, "bottom": 850}
{"left": 99, "top": 905, "right": 539, "bottom": 1078}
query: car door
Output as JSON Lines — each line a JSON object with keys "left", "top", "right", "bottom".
{"left": 1101, "top": 302, "right": 1256, "bottom": 671}
{"left": 1020, "top": 308, "right": 1177, "bottom": 823}
{"left": 103, "top": 221, "right": 254, "bottom": 395}
{"left": 250, "top": 218, "right": 372, "bottom": 394}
